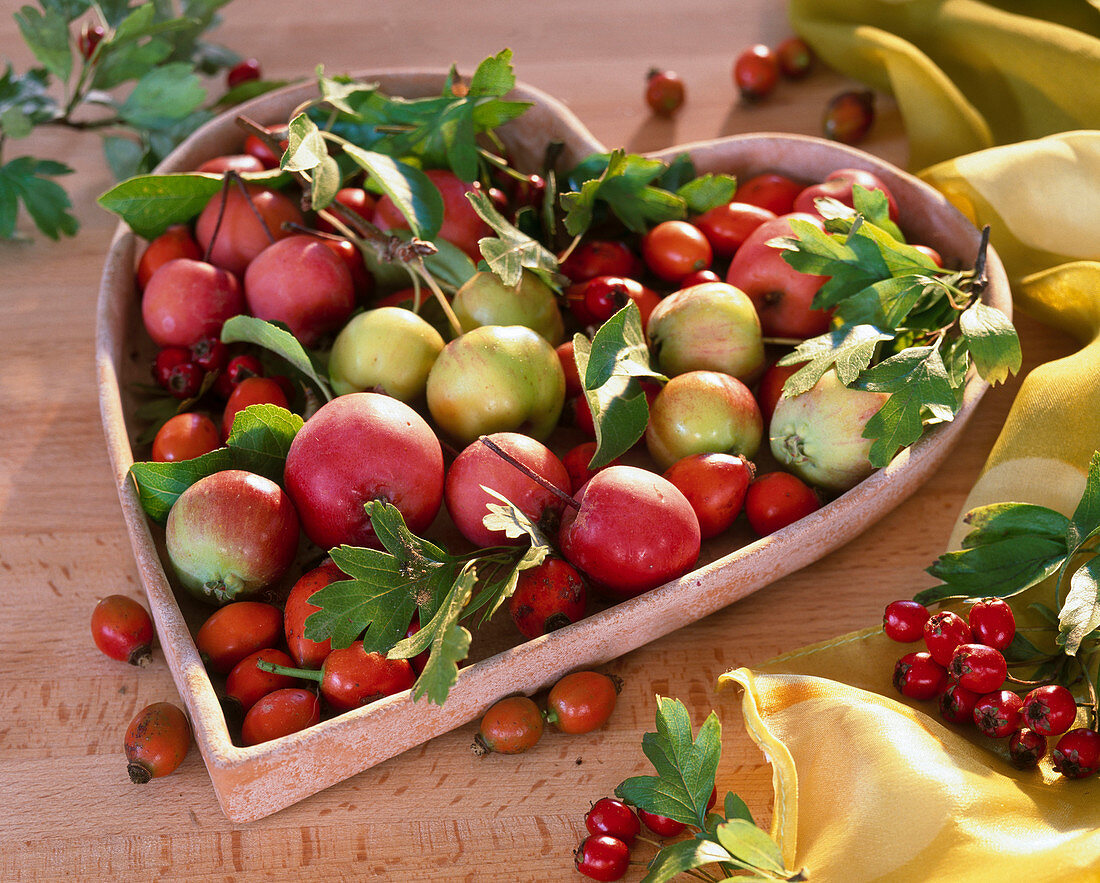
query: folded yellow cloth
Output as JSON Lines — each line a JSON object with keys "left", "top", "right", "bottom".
{"left": 715, "top": 3, "right": 1100, "bottom": 880}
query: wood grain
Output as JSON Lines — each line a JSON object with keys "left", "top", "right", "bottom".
{"left": 0, "top": 1, "right": 1074, "bottom": 879}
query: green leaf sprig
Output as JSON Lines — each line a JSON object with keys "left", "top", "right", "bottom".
{"left": 916, "top": 450, "right": 1100, "bottom": 725}
{"left": 3, "top": 1, "right": 288, "bottom": 240}
{"left": 774, "top": 188, "right": 1021, "bottom": 467}
{"left": 616, "top": 697, "right": 805, "bottom": 882}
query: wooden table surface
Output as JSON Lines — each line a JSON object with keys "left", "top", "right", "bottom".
{"left": 0, "top": 1, "right": 1076, "bottom": 880}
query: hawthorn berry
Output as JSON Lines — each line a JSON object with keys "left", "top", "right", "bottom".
{"left": 948, "top": 643, "right": 1007, "bottom": 694}
{"left": 893, "top": 651, "right": 946, "bottom": 700}
{"left": 939, "top": 683, "right": 980, "bottom": 725}
{"left": 637, "top": 807, "right": 686, "bottom": 837}
{"left": 1052, "top": 728, "right": 1100, "bottom": 779}
{"left": 733, "top": 44, "right": 779, "bottom": 101}
{"left": 575, "top": 834, "right": 630, "bottom": 881}
{"left": 972, "top": 690, "right": 1023, "bottom": 739}
{"left": 883, "top": 599, "right": 930, "bottom": 643}
{"left": 1021, "top": 684, "right": 1079, "bottom": 737}
{"left": 1008, "top": 728, "right": 1047, "bottom": 769}
{"left": 227, "top": 57, "right": 262, "bottom": 89}
{"left": 776, "top": 36, "right": 814, "bottom": 79}
{"left": 645, "top": 69, "right": 686, "bottom": 116}
{"left": 968, "top": 597, "right": 1015, "bottom": 650}
{"left": 585, "top": 797, "right": 640, "bottom": 846}
{"left": 923, "top": 611, "right": 972, "bottom": 666}
{"left": 823, "top": 90, "right": 875, "bottom": 144}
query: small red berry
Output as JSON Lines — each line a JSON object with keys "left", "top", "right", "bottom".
{"left": 776, "top": 36, "right": 815, "bottom": 79}
{"left": 948, "top": 643, "right": 1007, "bottom": 694}
{"left": 645, "top": 69, "right": 686, "bottom": 116}
{"left": 189, "top": 335, "right": 229, "bottom": 373}
{"left": 883, "top": 599, "right": 930, "bottom": 642}
{"left": 637, "top": 807, "right": 687, "bottom": 837}
{"left": 214, "top": 353, "right": 265, "bottom": 398}
{"left": 227, "top": 58, "right": 262, "bottom": 89}
{"left": 967, "top": 597, "right": 1015, "bottom": 650}
{"left": 78, "top": 23, "right": 106, "bottom": 60}
{"left": 1021, "top": 684, "right": 1079, "bottom": 737}
{"left": 585, "top": 798, "right": 640, "bottom": 846}
{"left": 923, "top": 611, "right": 972, "bottom": 666}
{"left": 972, "top": 690, "right": 1024, "bottom": 739}
{"left": 575, "top": 834, "right": 630, "bottom": 881}
{"left": 893, "top": 651, "right": 947, "bottom": 700}
{"left": 939, "top": 683, "right": 980, "bottom": 725}
{"left": 152, "top": 346, "right": 191, "bottom": 389}
{"left": 679, "top": 269, "right": 722, "bottom": 287}
{"left": 1008, "top": 728, "right": 1047, "bottom": 769}
{"left": 733, "top": 44, "right": 779, "bottom": 101}
{"left": 1052, "top": 728, "right": 1100, "bottom": 779}
{"left": 166, "top": 361, "right": 204, "bottom": 400}
{"left": 823, "top": 90, "right": 876, "bottom": 145}
{"left": 91, "top": 595, "right": 155, "bottom": 666}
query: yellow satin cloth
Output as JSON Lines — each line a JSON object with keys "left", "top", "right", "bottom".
{"left": 717, "top": 3, "right": 1100, "bottom": 879}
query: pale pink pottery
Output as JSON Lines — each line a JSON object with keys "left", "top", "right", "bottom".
{"left": 96, "top": 71, "right": 1011, "bottom": 821}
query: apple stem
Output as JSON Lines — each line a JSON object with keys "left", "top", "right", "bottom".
{"left": 761, "top": 336, "right": 805, "bottom": 348}
{"left": 478, "top": 435, "right": 580, "bottom": 511}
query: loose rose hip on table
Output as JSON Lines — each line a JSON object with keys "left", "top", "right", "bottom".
{"left": 124, "top": 702, "right": 191, "bottom": 784}
{"left": 91, "top": 595, "right": 155, "bottom": 666}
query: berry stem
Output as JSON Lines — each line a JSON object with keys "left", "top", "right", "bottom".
{"left": 478, "top": 435, "right": 581, "bottom": 511}
{"left": 1080, "top": 653, "right": 1099, "bottom": 729}
{"left": 256, "top": 658, "right": 322, "bottom": 682}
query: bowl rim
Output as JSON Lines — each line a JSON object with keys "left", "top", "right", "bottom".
{"left": 95, "top": 69, "right": 1012, "bottom": 822}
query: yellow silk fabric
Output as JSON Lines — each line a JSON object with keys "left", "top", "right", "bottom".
{"left": 714, "top": 3, "right": 1100, "bottom": 879}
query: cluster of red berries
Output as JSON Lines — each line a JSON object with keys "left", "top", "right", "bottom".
{"left": 574, "top": 789, "right": 717, "bottom": 880}
{"left": 884, "top": 597, "right": 1099, "bottom": 778}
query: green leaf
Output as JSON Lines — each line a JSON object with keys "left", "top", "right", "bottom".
{"left": 224, "top": 403, "right": 303, "bottom": 484}
{"left": 1002, "top": 628, "right": 1048, "bottom": 664}
{"left": 855, "top": 346, "right": 958, "bottom": 467}
{"left": 282, "top": 112, "right": 328, "bottom": 173}
{"left": 1067, "top": 451, "right": 1100, "bottom": 553}
{"left": 835, "top": 274, "right": 931, "bottom": 329}
{"left": 480, "top": 487, "right": 555, "bottom": 551}
{"left": 724, "top": 792, "right": 754, "bottom": 824}
{"left": 960, "top": 502, "right": 1070, "bottom": 548}
{"left": 97, "top": 173, "right": 222, "bottom": 239}
{"left": 102, "top": 135, "right": 147, "bottom": 181}
{"left": 467, "top": 49, "right": 516, "bottom": 96}
{"left": 318, "top": 69, "right": 376, "bottom": 115}
{"left": 561, "top": 149, "right": 686, "bottom": 236}
{"left": 220, "top": 315, "right": 333, "bottom": 402}
{"left": 778, "top": 324, "right": 892, "bottom": 397}
{"left": 118, "top": 63, "right": 206, "bottom": 130}
{"left": 639, "top": 837, "right": 734, "bottom": 883}
{"left": 303, "top": 551, "right": 414, "bottom": 650}
{"left": 0, "top": 156, "right": 78, "bottom": 239}
{"left": 919, "top": 535, "right": 1068, "bottom": 603}
{"left": 466, "top": 188, "right": 560, "bottom": 288}
{"left": 677, "top": 173, "right": 738, "bottom": 214}
{"left": 0, "top": 64, "right": 57, "bottom": 130}
{"left": 959, "top": 301, "right": 1021, "bottom": 385}
{"left": 341, "top": 145, "right": 444, "bottom": 240}
{"left": 1059, "top": 556, "right": 1100, "bottom": 655}
{"left": 615, "top": 697, "right": 721, "bottom": 829}
{"left": 715, "top": 819, "right": 787, "bottom": 874}
{"left": 399, "top": 565, "right": 476, "bottom": 705}
{"left": 573, "top": 303, "right": 665, "bottom": 469}
{"left": 14, "top": 5, "right": 72, "bottom": 84}
{"left": 127, "top": 448, "right": 234, "bottom": 524}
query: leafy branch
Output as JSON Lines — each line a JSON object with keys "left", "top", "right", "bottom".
{"left": 616, "top": 697, "right": 805, "bottom": 882}
{"left": 3, "top": 0, "right": 287, "bottom": 240}
{"left": 774, "top": 188, "right": 1021, "bottom": 467}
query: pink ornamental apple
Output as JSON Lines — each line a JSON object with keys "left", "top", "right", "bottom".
{"left": 142, "top": 258, "right": 245, "bottom": 348}
{"left": 283, "top": 392, "right": 445, "bottom": 550}
{"left": 445, "top": 432, "right": 572, "bottom": 548}
{"left": 558, "top": 465, "right": 701, "bottom": 601}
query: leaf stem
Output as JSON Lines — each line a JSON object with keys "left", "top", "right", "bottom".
{"left": 1080, "top": 654, "right": 1099, "bottom": 728}
{"left": 477, "top": 435, "right": 580, "bottom": 511}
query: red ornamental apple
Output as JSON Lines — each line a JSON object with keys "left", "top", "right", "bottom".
{"left": 725, "top": 212, "right": 832, "bottom": 340}
{"left": 372, "top": 168, "right": 490, "bottom": 261}
{"left": 559, "top": 465, "right": 701, "bottom": 601}
{"left": 243, "top": 234, "right": 356, "bottom": 347}
{"left": 793, "top": 168, "right": 899, "bottom": 221}
{"left": 141, "top": 258, "right": 245, "bottom": 348}
{"left": 165, "top": 470, "right": 300, "bottom": 605}
{"left": 445, "top": 432, "right": 572, "bottom": 548}
{"left": 769, "top": 369, "right": 889, "bottom": 491}
{"left": 283, "top": 392, "right": 445, "bottom": 550}
{"left": 195, "top": 183, "right": 304, "bottom": 276}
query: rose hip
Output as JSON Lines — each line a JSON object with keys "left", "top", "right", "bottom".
{"left": 124, "top": 702, "right": 191, "bottom": 783}
{"left": 1021, "top": 684, "right": 1079, "bottom": 737}
{"left": 923, "top": 611, "right": 972, "bottom": 666}
{"left": 225, "top": 648, "right": 301, "bottom": 714}
{"left": 196, "top": 601, "right": 283, "bottom": 675}
{"left": 240, "top": 688, "right": 321, "bottom": 746}
{"left": 91, "top": 595, "right": 155, "bottom": 666}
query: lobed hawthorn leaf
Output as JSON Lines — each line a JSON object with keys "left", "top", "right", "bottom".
{"left": 1059, "top": 555, "right": 1100, "bottom": 656}
{"left": 0, "top": 156, "right": 77, "bottom": 240}
{"left": 14, "top": 4, "right": 72, "bottom": 85}
{"left": 467, "top": 48, "right": 516, "bottom": 96}
{"left": 676, "top": 173, "right": 738, "bottom": 214}
{"left": 466, "top": 188, "right": 561, "bottom": 289}
{"left": 778, "top": 324, "right": 892, "bottom": 397}
{"left": 561, "top": 149, "right": 686, "bottom": 237}
{"left": 317, "top": 69, "right": 377, "bottom": 116}
{"left": 616, "top": 697, "right": 721, "bottom": 829}
{"left": 835, "top": 274, "right": 932, "bottom": 329}
{"left": 118, "top": 63, "right": 207, "bottom": 131}
{"left": 959, "top": 301, "right": 1021, "bottom": 385}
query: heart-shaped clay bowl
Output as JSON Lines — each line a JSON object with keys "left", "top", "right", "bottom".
{"left": 96, "top": 70, "right": 1010, "bottom": 822}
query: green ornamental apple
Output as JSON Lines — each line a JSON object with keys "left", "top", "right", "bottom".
{"left": 645, "top": 281, "right": 765, "bottom": 382}
{"left": 328, "top": 306, "right": 445, "bottom": 401}
{"left": 426, "top": 324, "right": 566, "bottom": 444}
{"left": 452, "top": 270, "right": 565, "bottom": 345}
{"left": 645, "top": 370, "right": 763, "bottom": 470}
{"left": 770, "top": 369, "right": 889, "bottom": 491}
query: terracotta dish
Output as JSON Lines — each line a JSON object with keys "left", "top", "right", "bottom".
{"left": 96, "top": 71, "right": 1011, "bottom": 821}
